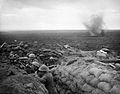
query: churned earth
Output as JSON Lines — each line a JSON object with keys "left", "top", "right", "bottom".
{"left": 0, "top": 31, "right": 120, "bottom": 94}
{"left": 0, "top": 43, "right": 120, "bottom": 94}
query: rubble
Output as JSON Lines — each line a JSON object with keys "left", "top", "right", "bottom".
{"left": 0, "top": 74, "right": 48, "bottom": 94}
{"left": 0, "top": 41, "right": 120, "bottom": 94}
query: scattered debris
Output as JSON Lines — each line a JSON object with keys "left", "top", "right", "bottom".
{"left": 0, "top": 41, "right": 120, "bottom": 94}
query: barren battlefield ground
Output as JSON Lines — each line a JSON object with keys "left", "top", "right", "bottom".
{"left": 0, "top": 30, "right": 120, "bottom": 55}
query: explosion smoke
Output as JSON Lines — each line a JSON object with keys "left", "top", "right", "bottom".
{"left": 84, "top": 14, "right": 105, "bottom": 36}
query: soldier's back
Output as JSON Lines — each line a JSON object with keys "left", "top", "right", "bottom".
{"left": 44, "top": 73, "right": 57, "bottom": 94}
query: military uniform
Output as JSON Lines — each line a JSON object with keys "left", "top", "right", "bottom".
{"left": 39, "top": 72, "right": 57, "bottom": 94}
{"left": 37, "top": 64, "right": 57, "bottom": 94}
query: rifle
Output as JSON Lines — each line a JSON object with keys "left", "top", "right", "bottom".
{"left": 100, "top": 59, "right": 120, "bottom": 63}
{"left": 0, "top": 42, "right": 7, "bottom": 48}
{"left": 97, "top": 59, "right": 120, "bottom": 69}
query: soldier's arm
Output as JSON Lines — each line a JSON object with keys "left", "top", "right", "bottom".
{"left": 39, "top": 75, "right": 47, "bottom": 83}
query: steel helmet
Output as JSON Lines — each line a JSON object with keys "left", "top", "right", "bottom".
{"left": 31, "top": 61, "right": 40, "bottom": 67}
{"left": 24, "top": 44, "right": 28, "bottom": 48}
{"left": 29, "top": 53, "right": 36, "bottom": 58}
{"left": 38, "top": 64, "right": 49, "bottom": 72}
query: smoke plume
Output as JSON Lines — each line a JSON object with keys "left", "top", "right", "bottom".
{"left": 84, "top": 14, "right": 105, "bottom": 36}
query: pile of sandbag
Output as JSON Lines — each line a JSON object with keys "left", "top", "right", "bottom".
{"left": 54, "top": 58, "right": 120, "bottom": 94}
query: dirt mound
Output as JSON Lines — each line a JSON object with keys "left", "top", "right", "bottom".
{"left": 0, "top": 74, "right": 48, "bottom": 94}
{"left": 0, "top": 41, "right": 120, "bottom": 94}
{"left": 54, "top": 58, "right": 120, "bottom": 94}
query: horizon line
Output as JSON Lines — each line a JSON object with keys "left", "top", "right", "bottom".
{"left": 1, "top": 29, "right": 120, "bottom": 31}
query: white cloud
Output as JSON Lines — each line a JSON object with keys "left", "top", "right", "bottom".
{"left": 0, "top": 0, "right": 120, "bottom": 31}
{"left": 1, "top": 6, "right": 86, "bottom": 30}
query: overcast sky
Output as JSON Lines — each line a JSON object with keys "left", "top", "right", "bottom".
{"left": 0, "top": 0, "right": 120, "bottom": 31}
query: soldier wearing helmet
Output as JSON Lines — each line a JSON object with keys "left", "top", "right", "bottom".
{"left": 28, "top": 53, "right": 36, "bottom": 62}
{"left": 37, "top": 64, "right": 57, "bottom": 94}
{"left": 29, "top": 53, "right": 36, "bottom": 58}
{"left": 31, "top": 61, "right": 40, "bottom": 72}
{"left": 25, "top": 61, "right": 40, "bottom": 74}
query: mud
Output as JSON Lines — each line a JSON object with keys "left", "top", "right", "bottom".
{"left": 0, "top": 41, "right": 120, "bottom": 94}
